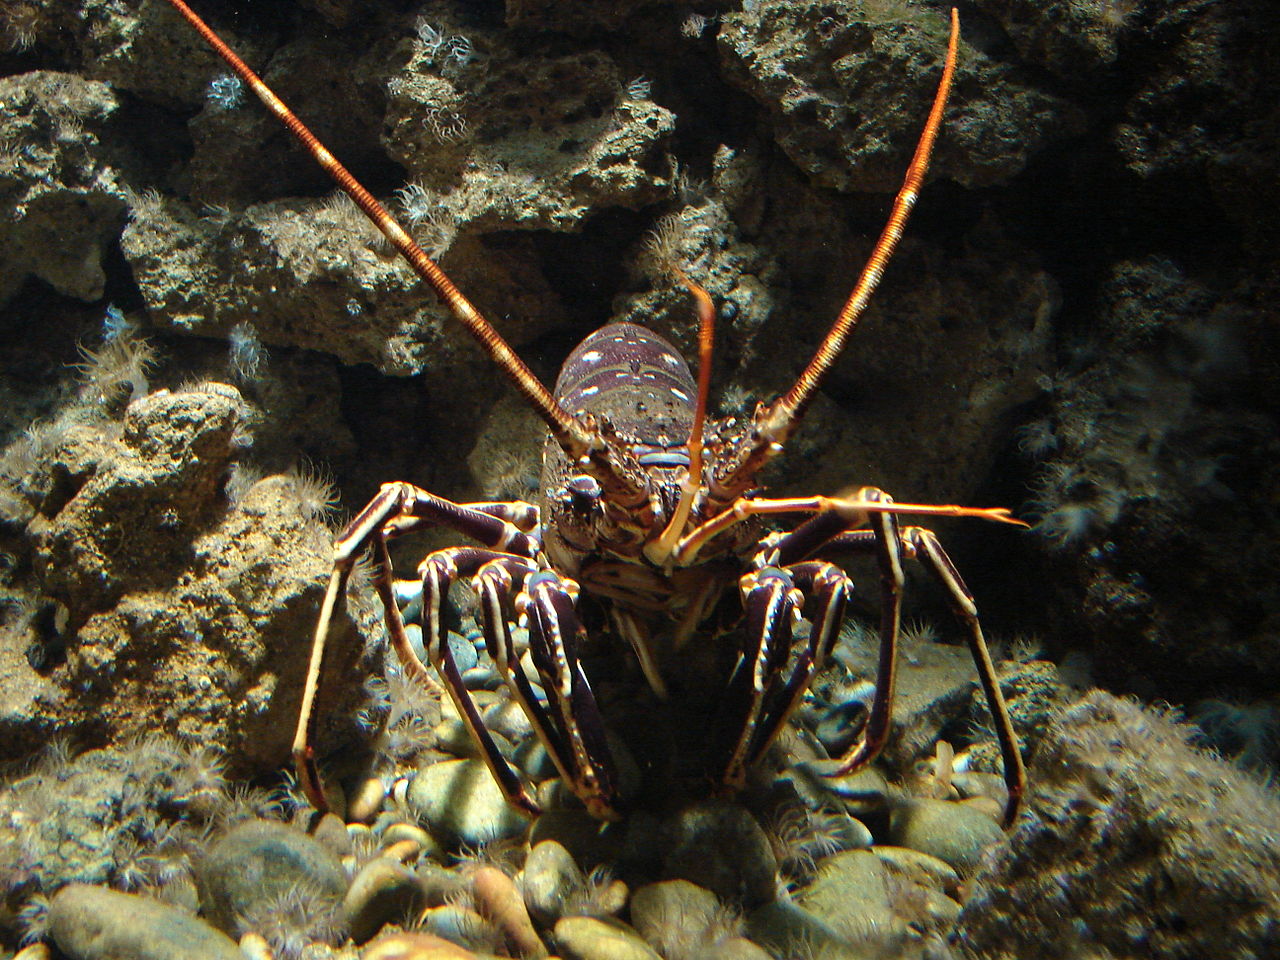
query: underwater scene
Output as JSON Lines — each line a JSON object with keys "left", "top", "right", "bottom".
{"left": 1, "top": 1, "right": 1277, "bottom": 958}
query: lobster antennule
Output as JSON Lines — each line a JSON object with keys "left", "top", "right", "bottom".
{"left": 762, "top": 8, "right": 961, "bottom": 448}
{"left": 645, "top": 275, "right": 716, "bottom": 566}
{"left": 160, "top": 0, "right": 597, "bottom": 460}
{"left": 685, "top": 276, "right": 717, "bottom": 488}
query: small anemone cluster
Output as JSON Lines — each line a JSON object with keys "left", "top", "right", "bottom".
{"left": 1, "top": 737, "right": 210, "bottom": 939}
{"left": 767, "top": 804, "right": 862, "bottom": 886}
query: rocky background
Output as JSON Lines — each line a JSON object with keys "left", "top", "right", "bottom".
{"left": 0, "top": 1, "right": 1277, "bottom": 958}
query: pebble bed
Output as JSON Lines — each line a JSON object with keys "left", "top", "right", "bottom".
{"left": 0, "top": 620, "right": 1017, "bottom": 960}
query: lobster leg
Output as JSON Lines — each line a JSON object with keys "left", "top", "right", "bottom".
{"left": 520, "top": 570, "right": 621, "bottom": 819}
{"left": 741, "top": 561, "right": 853, "bottom": 767}
{"left": 721, "top": 560, "right": 853, "bottom": 789}
{"left": 778, "top": 519, "right": 1024, "bottom": 826}
{"left": 471, "top": 558, "right": 589, "bottom": 804}
{"left": 720, "top": 565, "right": 801, "bottom": 790}
{"left": 469, "top": 558, "right": 622, "bottom": 818}
{"left": 419, "top": 549, "right": 543, "bottom": 816}
{"left": 826, "top": 503, "right": 907, "bottom": 792}
{"left": 294, "top": 481, "right": 539, "bottom": 811}
{"left": 675, "top": 488, "right": 1022, "bottom": 566}
{"left": 902, "top": 526, "right": 1024, "bottom": 827}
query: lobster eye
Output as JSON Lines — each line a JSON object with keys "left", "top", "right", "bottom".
{"left": 565, "top": 474, "right": 602, "bottom": 508}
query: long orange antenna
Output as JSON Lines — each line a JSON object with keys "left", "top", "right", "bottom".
{"left": 161, "top": 0, "right": 596, "bottom": 459}
{"left": 762, "top": 8, "right": 961, "bottom": 443}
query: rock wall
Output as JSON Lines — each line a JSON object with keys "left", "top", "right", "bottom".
{"left": 0, "top": 0, "right": 1276, "bottom": 774}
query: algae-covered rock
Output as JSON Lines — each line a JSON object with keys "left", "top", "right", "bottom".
{"left": 195, "top": 819, "right": 347, "bottom": 939}
{"left": 0, "top": 72, "right": 125, "bottom": 304}
{"left": 718, "top": 0, "right": 1082, "bottom": 191}
{"left": 955, "top": 691, "right": 1280, "bottom": 959}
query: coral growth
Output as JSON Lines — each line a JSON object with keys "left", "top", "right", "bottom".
{"left": 0, "top": 736, "right": 239, "bottom": 942}
{"left": 768, "top": 805, "right": 860, "bottom": 884}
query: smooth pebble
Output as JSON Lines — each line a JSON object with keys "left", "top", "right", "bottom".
{"left": 554, "top": 915, "right": 662, "bottom": 960}
{"left": 888, "top": 797, "right": 1004, "bottom": 874}
{"left": 660, "top": 801, "right": 777, "bottom": 908}
{"left": 343, "top": 857, "right": 424, "bottom": 943}
{"left": 522, "top": 839, "right": 585, "bottom": 926}
{"left": 49, "top": 884, "right": 241, "bottom": 960}
{"left": 405, "top": 758, "right": 530, "bottom": 848}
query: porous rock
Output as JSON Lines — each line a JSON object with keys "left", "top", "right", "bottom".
{"left": 955, "top": 691, "right": 1280, "bottom": 960}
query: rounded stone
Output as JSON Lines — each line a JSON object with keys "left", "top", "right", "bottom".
{"left": 629, "top": 879, "right": 721, "bottom": 947}
{"left": 347, "top": 775, "right": 390, "bottom": 823}
{"left": 958, "top": 795, "right": 1006, "bottom": 822}
{"left": 405, "top": 759, "right": 530, "bottom": 848}
{"left": 514, "top": 737, "right": 559, "bottom": 781}
{"left": 417, "top": 903, "right": 492, "bottom": 946}
{"left": 470, "top": 864, "right": 546, "bottom": 959}
{"left": 704, "top": 937, "right": 774, "bottom": 960}
{"left": 343, "top": 857, "right": 423, "bottom": 944}
{"left": 462, "top": 664, "right": 502, "bottom": 690}
{"left": 871, "top": 845, "right": 961, "bottom": 896}
{"left": 382, "top": 821, "right": 441, "bottom": 859}
{"left": 745, "top": 901, "right": 846, "bottom": 960}
{"left": 950, "top": 770, "right": 1009, "bottom": 807}
{"left": 416, "top": 861, "right": 469, "bottom": 910}
{"left": 362, "top": 930, "right": 480, "bottom": 959}
{"left": 312, "top": 811, "right": 354, "bottom": 859}
{"left": 522, "top": 839, "right": 585, "bottom": 926}
{"left": 783, "top": 760, "right": 891, "bottom": 816}
{"left": 194, "top": 819, "right": 348, "bottom": 937}
{"left": 483, "top": 697, "right": 534, "bottom": 742}
{"left": 238, "top": 932, "right": 272, "bottom": 960}
{"left": 49, "top": 884, "right": 242, "bottom": 960}
{"left": 795, "top": 850, "right": 899, "bottom": 931}
{"left": 447, "top": 631, "right": 479, "bottom": 672}
{"left": 433, "top": 717, "right": 514, "bottom": 761}
{"left": 660, "top": 802, "right": 778, "bottom": 908}
{"left": 529, "top": 809, "right": 627, "bottom": 871}
{"left": 553, "top": 915, "right": 663, "bottom": 960}
{"left": 887, "top": 798, "right": 1005, "bottom": 874}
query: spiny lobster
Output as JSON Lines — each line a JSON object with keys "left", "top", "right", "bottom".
{"left": 163, "top": 0, "right": 1027, "bottom": 826}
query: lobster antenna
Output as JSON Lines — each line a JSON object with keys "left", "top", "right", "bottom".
{"left": 646, "top": 273, "right": 715, "bottom": 566}
{"left": 762, "top": 8, "right": 960, "bottom": 444}
{"left": 161, "top": 0, "right": 595, "bottom": 459}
